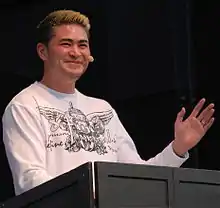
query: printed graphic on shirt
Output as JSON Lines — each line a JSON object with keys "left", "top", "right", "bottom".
{"left": 37, "top": 102, "right": 117, "bottom": 155}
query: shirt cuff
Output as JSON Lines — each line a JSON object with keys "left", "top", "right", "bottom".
{"left": 161, "top": 141, "right": 189, "bottom": 167}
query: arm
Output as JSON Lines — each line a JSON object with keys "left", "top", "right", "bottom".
{"left": 114, "top": 110, "right": 188, "bottom": 167}
{"left": 2, "top": 102, "right": 53, "bottom": 195}
{"left": 116, "top": 98, "right": 215, "bottom": 167}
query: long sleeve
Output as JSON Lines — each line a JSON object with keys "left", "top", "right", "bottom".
{"left": 2, "top": 102, "right": 53, "bottom": 195}
{"left": 114, "top": 110, "right": 189, "bottom": 167}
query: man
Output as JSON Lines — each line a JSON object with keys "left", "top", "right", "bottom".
{"left": 2, "top": 10, "right": 215, "bottom": 196}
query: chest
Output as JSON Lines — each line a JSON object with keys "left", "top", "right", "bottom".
{"left": 37, "top": 100, "right": 118, "bottom": 156}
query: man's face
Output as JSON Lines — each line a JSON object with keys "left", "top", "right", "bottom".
{"left": 38, "top": 24, "right": 91, "bottom": 80}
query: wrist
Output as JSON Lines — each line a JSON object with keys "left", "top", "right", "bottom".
{"left": 172, "top": 140, "right": 186, "bottom": 158}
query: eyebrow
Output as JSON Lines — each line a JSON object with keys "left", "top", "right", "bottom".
{"left": 60, "top": 38, "right": 89, "bottom": 44}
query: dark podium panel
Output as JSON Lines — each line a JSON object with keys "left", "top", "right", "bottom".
{"left": 1, "top": 162, "right": 94, "bottom": 208}
{"left": 94, "top": 162, "right": 173, "bottom": 208}
{"left": 173, "top": 168, "right": 220, "bottom": 208}
{"left": 2, "top": 161, "right": 220, "bottom": 208}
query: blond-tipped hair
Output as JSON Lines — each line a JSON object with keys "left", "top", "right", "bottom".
{"left": 36, "top": 10, "right": 91, "bottom": 45}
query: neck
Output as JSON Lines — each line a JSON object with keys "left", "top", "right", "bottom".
{"left": 41, "top": 71, "right": 76, "bottom": 94}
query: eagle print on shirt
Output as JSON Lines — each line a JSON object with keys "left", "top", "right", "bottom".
{"left": 37, "top": 102, "right": 116, "bottom": 155}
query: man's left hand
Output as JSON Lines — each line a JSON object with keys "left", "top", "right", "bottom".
{"left": 172, "top": 98, "right": 215, "bottom": 157}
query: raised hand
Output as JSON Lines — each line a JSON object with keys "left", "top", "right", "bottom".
{"left": 172, "top": 98, "right": 215, "bottom": 156}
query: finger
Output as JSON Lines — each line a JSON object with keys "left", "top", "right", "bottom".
{"left": 190, "top": 98, "right": 206, "bottom": 118}
{"left": 176, "top": 107, "right": 186, "bottom": 123}
{"left": 197, "top": 103, "right": 215, "bottom": 121}
{"left": 200, "top": 109, "right": 215, "bottom": 124}
{"left": 204, "top": 117, "right": 215, "bottom": 132}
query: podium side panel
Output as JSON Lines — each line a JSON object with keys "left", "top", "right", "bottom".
{"left": 173, "top": 168, "right": 220, "bottom": 208}
{"left": 94, "top": 162, "right": 173, "bottom": 208}
{"left": 1, "top": 162, "right": 94, "bottom": 208}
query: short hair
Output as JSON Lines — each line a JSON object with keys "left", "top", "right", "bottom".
{"left": 36, "top": 10, "right": 91, "bottom": 45}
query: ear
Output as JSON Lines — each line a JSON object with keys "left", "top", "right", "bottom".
{"left": 36, "top": 43, "right": 48, "bottom": 61}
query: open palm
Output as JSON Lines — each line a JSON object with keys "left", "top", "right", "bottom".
{"left": 173, "top": 98, "right": 215, "bottom": 156}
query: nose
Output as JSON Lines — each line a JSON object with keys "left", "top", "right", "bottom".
{"left": 69, "top": 45, "right": 81, "bottom": 57}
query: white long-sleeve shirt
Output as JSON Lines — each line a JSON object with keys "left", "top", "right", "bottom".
{"left": 2, "top": 82, "right": 188, "bottom": 195}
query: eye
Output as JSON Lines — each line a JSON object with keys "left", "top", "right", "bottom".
{"left": 79, "top": 43, "right": 88, "bottom": 48}
{"left": 61, "top": 42, "right": 71, "bottom": 46}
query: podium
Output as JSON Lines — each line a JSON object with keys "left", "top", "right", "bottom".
{"left": 94, "top": 162, "right": 173, "bottom": 208}
{"left": 0, "top": 163, "right": 94, "bottom": 208}
{"left": 173, "top": 168, "right": 220, "bottom": 208}
{"left": 1, "top": 162, "right": 220, "bottom": 208}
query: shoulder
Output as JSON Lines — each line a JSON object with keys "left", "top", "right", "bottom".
{"left": 3, "top": 82, "right": 40, "bottom": 114}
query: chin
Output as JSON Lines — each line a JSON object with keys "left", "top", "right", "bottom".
{"left": 66, "top": 67, "right": 86, "bottom": 79}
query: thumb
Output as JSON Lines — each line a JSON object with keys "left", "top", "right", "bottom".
{"left": 176, "top": 107, "right": 186, "bottom": 123}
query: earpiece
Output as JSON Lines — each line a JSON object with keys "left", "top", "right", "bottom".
{"left": 88, "top": 55, "right": 94, "bottom": 62}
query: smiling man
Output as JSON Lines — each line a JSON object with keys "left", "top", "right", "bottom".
{"left": 2, "top": 10, "right": 215, "bottom": 196}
